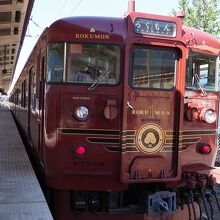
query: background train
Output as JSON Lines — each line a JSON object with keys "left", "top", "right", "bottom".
{"left": 9, "top": 0, "right": 220, "bottom": 219}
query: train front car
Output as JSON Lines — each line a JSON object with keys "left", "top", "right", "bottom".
{"left": 44, "top": 16, "right": 129, "bottom": 219}
{"left": 182, "top": 27, "right": 220, "bottom": 170}
{"left": 181, "top": 26, "right": 220, "bottom": 217}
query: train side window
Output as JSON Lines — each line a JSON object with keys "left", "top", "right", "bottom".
{"left": 66, "top": 43, "right": 120, "bottom": 85}
{"left": 130, "top": 46, "right": 177, "bottom": 89}
{"left": 186, "top": 52, "right": 217, "bottom": 91}
{"left": 47, "top": 43, "right": 64, "bottom": 82}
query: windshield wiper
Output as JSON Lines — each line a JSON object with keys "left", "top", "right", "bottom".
{"left": 88, "top": 70, "right": 111, "bottom": 91}
{"left": 193, "top": 73, "right": 207, "bottom": 96}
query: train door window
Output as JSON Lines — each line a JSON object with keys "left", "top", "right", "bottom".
{"left": 25, "top": 78, "right": 29, "bottom": 108}
{"left": 15, "top": 90, "right": 18, "bottom": 105}
{"left": 21, "top": 81, "right": 26, "bottom": 108}
{"left": 15, "top": 93, "right": 18, "bottom": 105}
{"left": 16, "top": 88, "right": 21, "bottom": 106}
{"left": 17, "top": 88, "right": 21, "bottom": 106}
{"left": 39, "top": 56, "right": 45, "bottom": 110}
{"left": 21, "top": 83, "right": 24, "bottom": 107}
{"left": 186, "top": 52, "right": 217, "bottom": 91}
{"left": 130, "top": 46, "right": 177, "bottom": 89}
{"left": 31, "top": 69, "right": 37, "bottom": 110}
{"left": 36, "top": 54, "right": 40, "bottom": 101}
{"left": 66, "top": 43, "right": 120, "bottom": 85}
{"left": 23, "top": 80, "right": 27, "bottom": 108}
{"left": 46, "top": 43, "right": 64, "bottom": 82}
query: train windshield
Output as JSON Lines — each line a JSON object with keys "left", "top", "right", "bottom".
{"left": 130, "top": 46, "right": 177, "bottom": 89}
{"left": 66, "top": 43, "right": 120, "bottom": 85}
{"left": 46, "top": 43, "right": 120, "bottom": 84}
{"left": 186, "top": 52, "right": 217, "bottom": 91}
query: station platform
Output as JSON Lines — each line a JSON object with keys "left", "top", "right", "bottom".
{"left": 0, "top": 105, "right": 53, "bottom": 220}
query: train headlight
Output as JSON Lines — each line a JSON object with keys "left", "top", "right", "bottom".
{"left": 204, "top": 109, "right": 216, "bottom": 123}
{"left": 75, "top": 106, "right": 89, "bottom": 120}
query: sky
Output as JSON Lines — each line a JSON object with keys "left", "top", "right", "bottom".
{"left": 8, "top": 0, "right": 180, "bottom": 94}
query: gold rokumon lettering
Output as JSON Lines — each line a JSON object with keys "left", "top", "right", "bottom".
{"left": 131, "top": 107, "right": 170, "bottom": 117}
{"left": 74, "top": 33, "right": 110, "bottom": 40}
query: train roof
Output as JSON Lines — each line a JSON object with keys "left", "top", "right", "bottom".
{"left": 49, "top": 16, "right": 126, "bottom": 28}
{"left": 47, "top": 16, "right": 127, "bottom": 42}
{"left": 182, "top": 26, "right": 220, "bottom": 55}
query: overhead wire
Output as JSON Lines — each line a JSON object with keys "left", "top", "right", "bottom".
{"left": 54, "top": 0, "right": 71, "bottom": 19}
{"left": 24, "top": 0, "right": 43, "bottom": 38}
{"left": 29, "top": 17, "right": 44, "bottom": 30}
{"left": 26, "top": 0, "right": 84, "bottom": 38}
{"left": 69, "top": 0, "right": 83, "bottom": 15}
{"left": 25, "top": 18, "right": 41, "bottom": 38}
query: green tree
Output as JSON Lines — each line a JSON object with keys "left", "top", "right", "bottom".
{"left": 171, "top": 0, "right": 220, "bottom": 37}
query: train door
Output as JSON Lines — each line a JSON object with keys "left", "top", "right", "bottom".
{"left": 27, "top": 68, "right": 32, "bottom": 138}
{"left": 121, "top": 44, "right": 182, "bottom": 183}
{"left": 36, "top": 53, "right": 41, "bottom": 155}
{"left": 28, "top": 67, "right": 38, "bottom": 147}
{"left": 38, "top": 54, "right": 45, "bottom": 162}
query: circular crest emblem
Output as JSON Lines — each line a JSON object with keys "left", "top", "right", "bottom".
{"left": 136, "top": 124, "right": 164, "bottom": 154}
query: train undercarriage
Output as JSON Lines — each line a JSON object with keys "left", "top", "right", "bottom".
{"left": 50, "top": 172, "right": 220, "bottom": 220}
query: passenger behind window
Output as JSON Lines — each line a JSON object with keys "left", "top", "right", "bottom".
{"left": 68, "top": 66, "right": 93, "bottom": 83}
{"left": 67, "top": 65, "right": 79, "bottom": 81}
{"left": 76, "top": 71, "right": 93, "bottom": 83}
{"left": 47, "top": 49, "right": 64, "bottom": 82}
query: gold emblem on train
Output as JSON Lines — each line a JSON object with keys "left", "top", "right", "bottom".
{"left": 136, "top": 124, "right": 164, "bottom": 153}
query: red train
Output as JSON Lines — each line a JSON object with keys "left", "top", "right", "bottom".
{"left": 10, "top": 1, "right": 220, "bottom": 219}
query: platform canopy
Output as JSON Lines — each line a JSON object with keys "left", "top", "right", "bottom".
{"left": 0, "top": 0, "right": 34, "bottom": 95}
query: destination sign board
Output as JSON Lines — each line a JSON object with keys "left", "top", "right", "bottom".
{"left": 134, "top": 18, "right": 177, "bottom": 38}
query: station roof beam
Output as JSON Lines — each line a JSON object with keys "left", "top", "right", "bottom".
{"left": 0, "top": 0, "right": 35, "bottom": 95}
